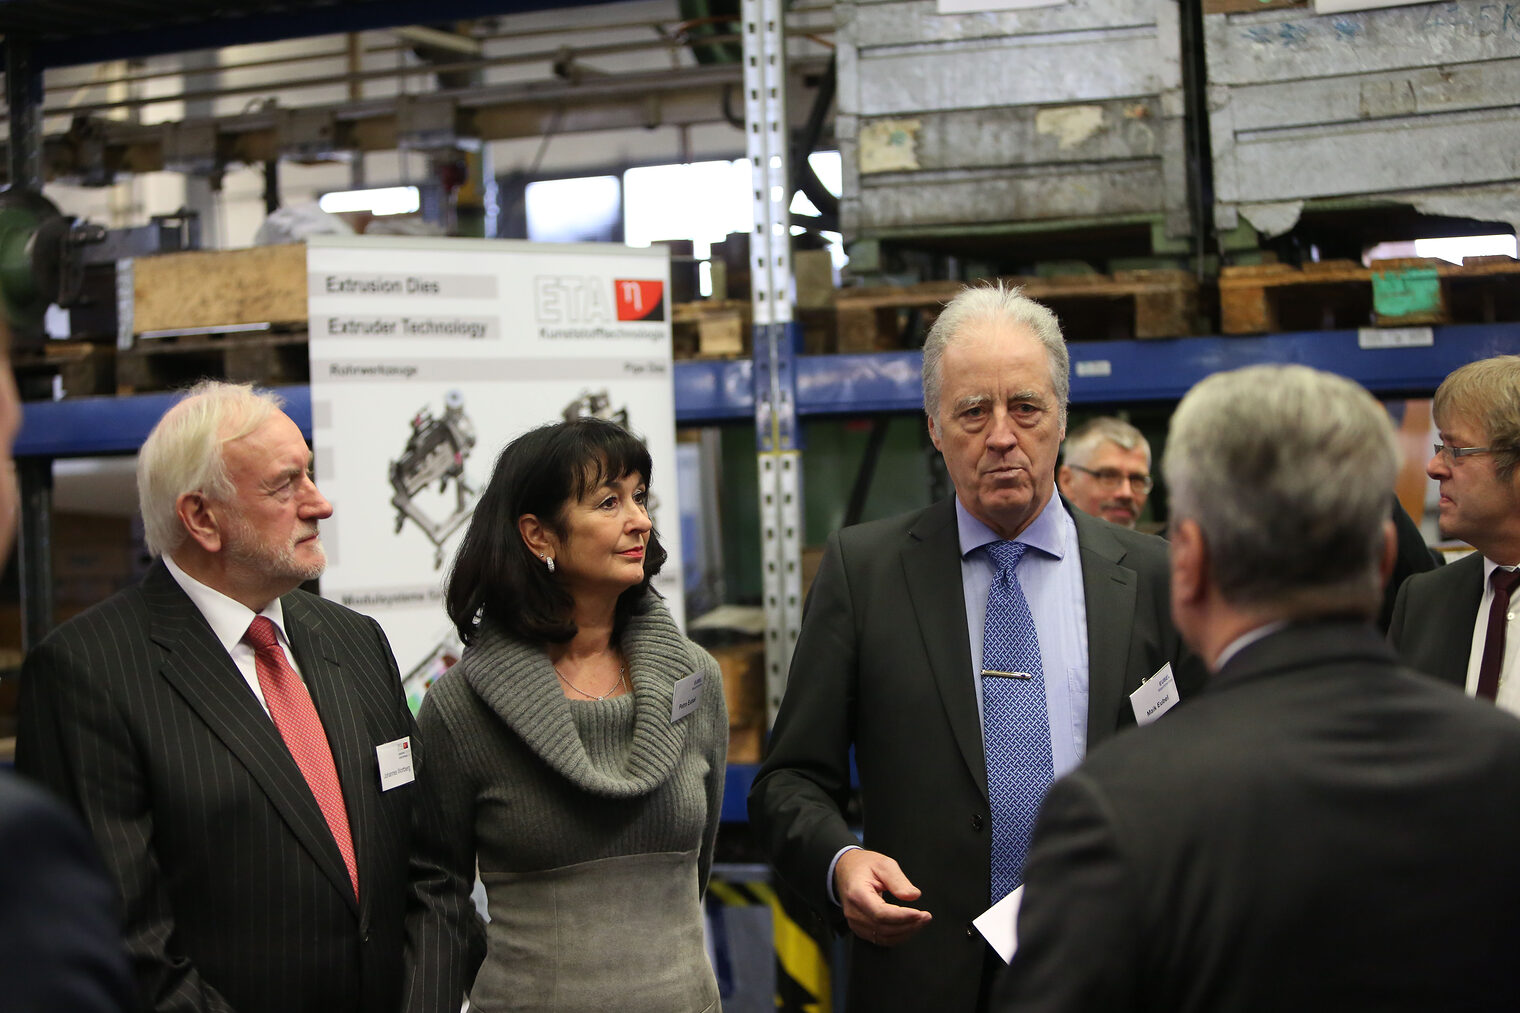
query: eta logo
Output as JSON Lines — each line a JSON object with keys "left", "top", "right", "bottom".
{"left": 534, "top": 276, "right": 613, "bottom": 323}
{"left": 614, "top": 279, "right": 665, "bottom": 322}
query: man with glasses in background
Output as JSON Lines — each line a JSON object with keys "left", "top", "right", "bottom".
{"left": 1390, "top": 355, "right": 1520, "bottom": 711}
{"left": 1056, "top": 417, "right": 1152, "bottom": 529}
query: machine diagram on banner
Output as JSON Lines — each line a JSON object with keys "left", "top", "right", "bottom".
{"left": 402, "top": 631, "right": 465, "bottom": 714}
{"left": 390, "top": 390, "right": 478, "bottom": 568}
{"left": 563, "top": 388, "right": 661, "bottom": 530}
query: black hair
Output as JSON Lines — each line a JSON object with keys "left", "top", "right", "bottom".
{"left": 444, "top": 416, "right": 667, "bottom": 644}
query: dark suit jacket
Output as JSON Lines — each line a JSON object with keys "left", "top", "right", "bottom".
{"left": 1388, "top": 550, "right": 1484, "bottom": 688}
{"left": 749, "top": 496, "right": 1196, "bottom": 1013}
{"left": 1377, "top": 496, "right": 1442, "bottom": 633}
{"left": 16, "top": 560, "right": 480, "bottom": 1013}
{"left": 994, "top": 622, "right": 1520, "bottom": 1012}
{"left": 0, "top": 770, "right": 135, "bottom": 1012}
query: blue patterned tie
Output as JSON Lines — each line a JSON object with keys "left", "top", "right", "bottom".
{"left": 981, "top": 540, "right": 1054, "bottom": 903}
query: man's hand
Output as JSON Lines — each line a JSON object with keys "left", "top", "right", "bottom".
{"left": 835, "top": 848, "right": 933, "bottom": 947}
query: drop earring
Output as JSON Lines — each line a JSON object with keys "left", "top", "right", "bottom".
{"left": 542, "top": 554, "right": 555, "bottom": 573}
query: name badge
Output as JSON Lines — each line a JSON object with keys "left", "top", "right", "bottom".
{"left": 376, "top": 736, "right": 416, "bottom": 791}
{"left": 671, "top": 672, "right": 704, "bottom": 723}
{"left": 1129, "top": 663, "right": 1178, "bottom": 726}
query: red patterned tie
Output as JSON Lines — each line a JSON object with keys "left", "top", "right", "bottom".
{"left": 243, "top": 616, "right": 359, "bottom": 899}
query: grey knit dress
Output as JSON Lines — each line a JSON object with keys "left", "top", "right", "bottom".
{"left": 418, "top": 593, "right": 727, "bottom": 1013}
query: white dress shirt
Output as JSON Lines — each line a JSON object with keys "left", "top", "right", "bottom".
{"left": 1466, "top": 559, "right": 1520, "bottom": 717}
{"left": 162, "top": 554, "right": 304, "bottom": 717}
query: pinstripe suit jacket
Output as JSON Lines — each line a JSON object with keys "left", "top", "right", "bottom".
{"left": 16, "top": 559, "right": 481, "bottom": 1013}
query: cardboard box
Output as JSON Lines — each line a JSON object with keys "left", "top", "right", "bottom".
{"left": 710, "top": 639, "right": 765, "bottom": 728}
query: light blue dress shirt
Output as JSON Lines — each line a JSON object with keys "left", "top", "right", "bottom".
{"left": 825, "top": 494, "right": 1092, "bottom": 903}
{"left": 956, "top": 495, "right": 1090, "bottom": 780}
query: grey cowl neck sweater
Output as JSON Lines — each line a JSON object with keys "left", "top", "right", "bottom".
{"left": 460, "top": 597, "right": 701, "bottom": 799}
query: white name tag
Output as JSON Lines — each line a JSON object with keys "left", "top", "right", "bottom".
{"left": 376, "top": 736, "right": 416, "bottom": 791}
{"left": 1129, "top": 663, "right": 1178, "bottom": 726}
{"left": 670, "top": 672, "right": 704, "bottom": 722}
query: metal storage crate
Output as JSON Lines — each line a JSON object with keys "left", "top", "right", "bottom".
{"left": 836, "top": 0, "right": 1192, "bottom": 254}
{"left": 1206, "top": 0, "right": 1520, "bottom": 239}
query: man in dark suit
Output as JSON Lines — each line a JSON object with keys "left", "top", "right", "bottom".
{"left": 0, "top": 772, "right": 137, "bottom": 1012}
{"left": 1390, "top": 355, "right": 1520, "bottom": 707}
{"left": 994, "top": 363, "right": 1520, "bottom": 1012}
{"left": 0, "top": 327, "right": 134, "bottom": 1012}
{"left": 18, "top": 380, "right": 480, "bottom": 1013}
{"left": 749, "top": 284, "right": 1196, "bottom": 1013}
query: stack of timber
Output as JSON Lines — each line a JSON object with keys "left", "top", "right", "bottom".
{"left": 833, "top": 269, "right": 1200, "bottom": 351}
{"left": 1218, "top": 256, "right": 1520, "bottom": 335}
{"left": 116, "top": 244, "right": 310, "bottom": 393}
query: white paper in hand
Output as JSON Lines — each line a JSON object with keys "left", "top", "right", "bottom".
{"left": 973, "top": 884, "right": 1025, "bottom": 964}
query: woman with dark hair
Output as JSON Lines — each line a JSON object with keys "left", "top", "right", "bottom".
{"left": 418, "top": 417, "right": 726, "bottom": 1012}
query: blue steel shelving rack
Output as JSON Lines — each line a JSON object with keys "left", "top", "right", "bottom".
{"left": 20, "top": 323, "right": 1518, "bottom": 456}
{"left": 18, "top": 324, "right": 1518, "bottom": 815}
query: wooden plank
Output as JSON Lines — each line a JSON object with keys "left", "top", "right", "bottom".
{"left": 835, "top": 270, "right": 1200, "bottom": 344}
{"left": 1218, "top": 256, "right": 1520, "bottom": 334}
{"left": 133, "top": 244, "right": 308, "bottom": 334}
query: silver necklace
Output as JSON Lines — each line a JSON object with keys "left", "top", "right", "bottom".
{"left": 554, "top": 661, "right": 627, "bottom": 701}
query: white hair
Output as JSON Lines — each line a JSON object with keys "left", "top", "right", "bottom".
{"left": 1163, "top": 364, "right": 1397, "bottom": 614}
{"left": 922, "top": 283, "right": 1069, "bottom": 425}
{"left": 137, "top": 381, "right": 285, "bottom": 557}
{"left": 1062, "top": 416, "right": 1151, "bottom": 468}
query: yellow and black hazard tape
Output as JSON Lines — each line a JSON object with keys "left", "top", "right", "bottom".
{"left": 708, "top": 879, "right": 831, "bottom": 1012}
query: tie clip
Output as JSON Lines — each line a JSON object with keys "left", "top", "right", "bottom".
{"left": 982, "top": 669, "right": 1033, "bottom": 679}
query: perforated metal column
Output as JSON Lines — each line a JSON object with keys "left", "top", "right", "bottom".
{"left": 742, "top": 0, "right": 803, "bottom": 726}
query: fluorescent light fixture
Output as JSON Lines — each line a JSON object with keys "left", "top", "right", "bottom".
{"left": 1413, "top": 234, "right": 1517, "bottom": 264}
{"left": 319, "top": 186, "right": 421, "bottom": 216}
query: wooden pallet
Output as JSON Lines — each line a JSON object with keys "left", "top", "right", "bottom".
{"left": 11, "top": 342, "right": 116, "bottom": 398}
{"left": 115, "top": 329, "right": 310, "bottom": 394}
{"left": 672, "top": 301, "right": 836, "bottom": 359}
{"left": 833, "top": 269, "right": 1200, "bottom": 351}
{"left": 1219, "top": 256, "right": 1520, "bottom": 335}
{"left": 673, "top": 300, "right": 750, "bottom": 358}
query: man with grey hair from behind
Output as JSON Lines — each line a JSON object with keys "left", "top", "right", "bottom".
{"left": 1057, "top": 416, "right": 1152, "bottom": 528}
{"left": 994, "top": 363, "right": 1520, "bottom": 1013}
{"left": 18, "top": 379, "right": 479, "bottom": 1013}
